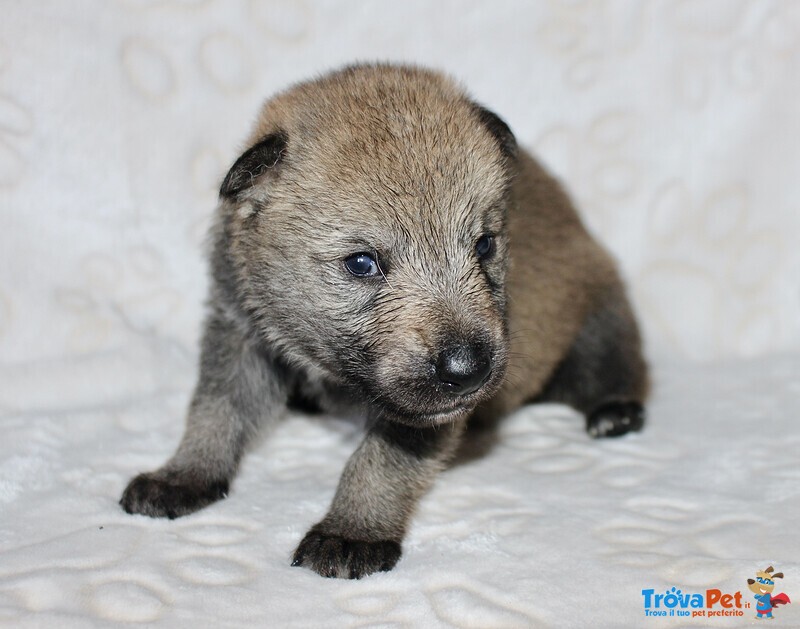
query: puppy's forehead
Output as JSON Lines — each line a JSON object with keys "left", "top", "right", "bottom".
{"left": 254, "top": 66, "right": 511, "bottom": 220}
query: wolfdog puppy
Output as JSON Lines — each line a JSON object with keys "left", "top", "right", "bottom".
{"left": 120, "top": 64, "right": 648, "bottom": 579}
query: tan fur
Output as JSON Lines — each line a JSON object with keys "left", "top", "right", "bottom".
{"left": 240, "top": 66, "right": 641, "bottom": 416}
{"left": 486, "top": 151, "right": 628, "bottom": 415}
{"left": 120, "top": 63, "right": 648, "bottom": 579}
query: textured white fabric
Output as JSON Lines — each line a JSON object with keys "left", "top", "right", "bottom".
{"left": 2, "top": 358, "right": 799, "bottom": 627}
{"left": 1, "top": 1, "right": 798, "bottom": 627}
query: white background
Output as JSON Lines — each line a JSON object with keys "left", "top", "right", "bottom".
{"left": 1, "top": 2, "right": 798, "bottom": 627}
{"left": 1, "top": 0, "right": 798, "bottom": 371}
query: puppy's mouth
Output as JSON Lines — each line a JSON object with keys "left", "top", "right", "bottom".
{"left": 414, "top": 403, "right": 474, "bottom": 423}
{"left": 376, "top": 372, "right": 502, "bottom": 427}
{"left": 385, "top": 401, "right": 474, "bottom": 427}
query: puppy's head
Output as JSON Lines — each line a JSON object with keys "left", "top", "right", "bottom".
{"left": 220, "top": 64, "right": 517, "bottom": 426}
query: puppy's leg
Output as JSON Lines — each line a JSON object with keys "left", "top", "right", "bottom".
{"left": 536, "top": 289, "right": 649, "bottom": 438}
{"left": 292, "top": 417, "right": 464, "bottom": 579}
{"left": 120, "top": 310, "right": 286, "bottom": 518}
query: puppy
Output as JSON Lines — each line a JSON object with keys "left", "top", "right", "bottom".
{"left": 120, "top": 63, "right": 648, "bottom": 579}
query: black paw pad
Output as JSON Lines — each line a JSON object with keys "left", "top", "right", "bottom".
{"left": 119, "top": 472, "right": 229, "bottom": 519}
{"left": 587, "top": 401, "right": 645, "bottom": 438}
{"left": 291, "top": 526, "right": 401, "bottom": 579}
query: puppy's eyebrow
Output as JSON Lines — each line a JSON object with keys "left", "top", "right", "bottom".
{"left": 310, "top": 235, "right": 386, "bottom": 262}
{"left": 458, "top": 200, "right": 506, "bottom": 239}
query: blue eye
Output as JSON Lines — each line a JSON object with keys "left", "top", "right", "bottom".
{"left": 344, "top": 252, "right": 379, "bottom": 277}
{"left": 476, "top": 234, "right": 495, "bottom": 259}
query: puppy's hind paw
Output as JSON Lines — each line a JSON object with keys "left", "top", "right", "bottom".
{"left": 119, "top": 471, "right": 229, "bottom": 519}
{"left": 291, "top": 526, "right": 401, "bottom": 579}
{"left": 587, "top": 400, "right": 645, "bottom": 438}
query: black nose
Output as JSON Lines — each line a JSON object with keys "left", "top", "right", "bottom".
{"left": 435, "top": 343, "right": 492, "bottom": 396}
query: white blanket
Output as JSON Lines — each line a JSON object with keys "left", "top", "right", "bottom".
{"left": 1, "top": 1, "right": 798, "bottom": 626}
{"left": 2, "top": 357, "right": 798, "bottom": 627}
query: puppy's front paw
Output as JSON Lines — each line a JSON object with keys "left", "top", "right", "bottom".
{"left": 587, "top": 400, "right": 645, "bottom": 438}
{"left": 291, "top": 525, "right": 401, "bottom": 579}
{"left": 119, "top": 471, "right": 228, "bottom": 519}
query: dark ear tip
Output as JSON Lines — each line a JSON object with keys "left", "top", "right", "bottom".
{"left": 219, "top": 167, "right": 241, "bottom": 200}
{"left": 219, "top": 131, "right": 288, "bottom": 199}
{"left": 472, "top": 103, "right": 517, "bottom": 160}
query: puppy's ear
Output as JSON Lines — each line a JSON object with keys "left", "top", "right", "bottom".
{"left": 220, "top": 131, "right": 287, "bottom": 199}
{"left": 472, "top": 104, "right": 517, "bottom": 160}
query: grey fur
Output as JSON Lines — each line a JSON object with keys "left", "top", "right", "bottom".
{"left": 120, "top": 63, "right": 649, "bottom": 579}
